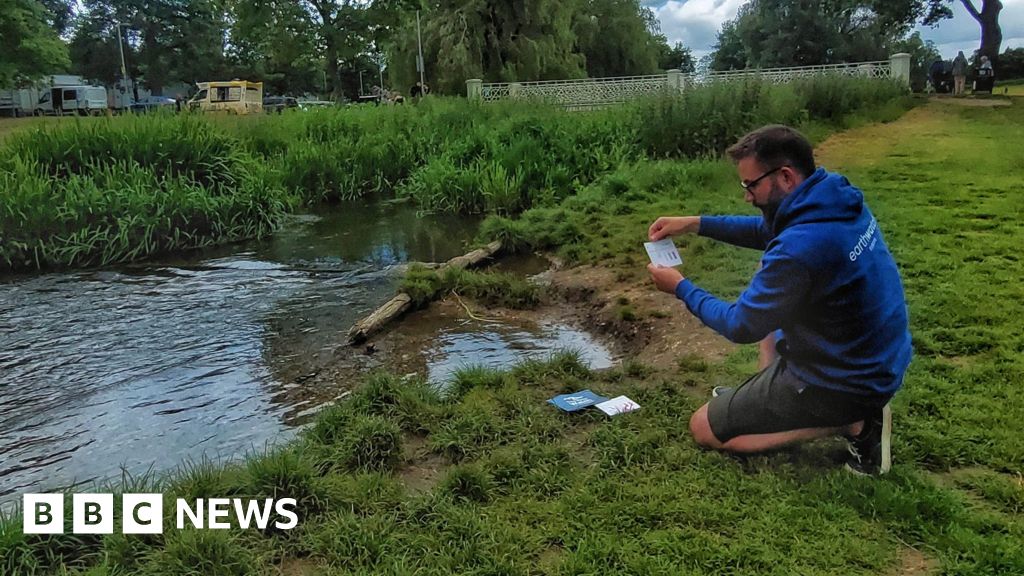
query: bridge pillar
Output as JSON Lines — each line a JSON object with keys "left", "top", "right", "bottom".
{"left": 890, "top": 53, "right": 911, "bottom": 89}
{"left": 466, "top": 79, "right": 482, "bottom": 100}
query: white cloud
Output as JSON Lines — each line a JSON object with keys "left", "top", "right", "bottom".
{"left": 652, "top": 0, "right": 1024, "bottom": 60}
{"left": 916, "top": 0, "right": 1024, "bottom": 58}
{"left": 653, "top": 0, "right": 746, "bottom": 52}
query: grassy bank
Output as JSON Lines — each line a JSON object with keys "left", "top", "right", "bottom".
{"left": 3, "top": 99, "right": 1022, "bottom": 575}
{"left": 0, "top": 115, "right": 294, "bottom": 270}
{"left": 1, "top": 76, "right": 910, "bottom": 272}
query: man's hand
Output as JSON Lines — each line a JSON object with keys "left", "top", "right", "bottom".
{"left": 648, "top": 216, "right": 700, "bottom": 241}
{"left": 647, "top": 263, "right": 685, "bottom": 295}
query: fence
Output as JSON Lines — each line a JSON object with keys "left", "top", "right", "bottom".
{"left": 467, "top": 54, "right": 911, "bottom": 109}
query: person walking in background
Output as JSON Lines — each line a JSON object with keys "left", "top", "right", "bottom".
{"left": 952, "top": 51, "right": 969, "bottom": 96}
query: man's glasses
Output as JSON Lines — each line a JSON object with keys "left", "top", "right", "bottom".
{"left": 741, "top": 166, "right": 784, "bottom": 192}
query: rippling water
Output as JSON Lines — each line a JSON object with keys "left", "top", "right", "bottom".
{"left": 0, "top": 203, "right": 614, "bottom": 504}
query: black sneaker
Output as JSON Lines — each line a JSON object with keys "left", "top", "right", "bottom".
{"left": 845, "top": 403, "right": 892, "bottom": 476}
{"left": 712, "top": 386, "right": 732, "bottom": 398}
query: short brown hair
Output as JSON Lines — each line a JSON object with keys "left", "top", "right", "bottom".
{"left": 726, "top": 125, "right": 816, "bottom": 178}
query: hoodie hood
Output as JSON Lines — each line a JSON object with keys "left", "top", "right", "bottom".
{"left": 771, "top": 168, "right": 864, "bottom": 236}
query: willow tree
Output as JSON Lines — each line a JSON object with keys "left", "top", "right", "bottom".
{"left": 712, "top": 0, "right": 936, "bottom": 70}
{"left": 389, "top": 0, "right": 586, "bottom": 95}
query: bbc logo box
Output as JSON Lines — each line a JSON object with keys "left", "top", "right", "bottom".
{"left": 22, "top": 493, "right": 298, "bottom": 534}
{"left": 23, "top": 494, "right": 163, "bottom": 535}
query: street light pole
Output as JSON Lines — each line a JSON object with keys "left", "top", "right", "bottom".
{"left": 116, "top": 23, "right": 130, "bottom": 108}
{"left": 416, "top": 11, "right": 426, "bottom": 90}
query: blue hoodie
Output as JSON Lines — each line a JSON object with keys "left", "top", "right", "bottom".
{"left": 674, "top": 168, "right": 912, "bottom": 397}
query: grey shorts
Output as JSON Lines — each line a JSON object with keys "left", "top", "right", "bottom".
{"left": 708, "top": 358, "right": 891, "bottom": 443}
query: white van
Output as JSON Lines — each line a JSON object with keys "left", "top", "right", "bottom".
{"left": 35, "top": 86, "right": 109, "bottom": 116}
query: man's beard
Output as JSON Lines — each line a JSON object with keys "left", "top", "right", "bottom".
{"left": 754, "top": 183, "right": 787, "bottom": 227}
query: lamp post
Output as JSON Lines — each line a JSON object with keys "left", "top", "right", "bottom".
{"left": 115, "top": 23, "right": 131, "bottom": 107}
{"left": 416, "top": 11, "right": 426, "bottom": 90}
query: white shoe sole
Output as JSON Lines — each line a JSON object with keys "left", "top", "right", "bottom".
{"left": 880, "top": 402, "right": 892, "bottom": 474}
{"left": 844, "top": 402, "right": 892, "bottom": 476}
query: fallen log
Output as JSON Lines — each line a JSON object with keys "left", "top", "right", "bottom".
{"left": 347, "top": 240, "right": 503, "bottom": 344}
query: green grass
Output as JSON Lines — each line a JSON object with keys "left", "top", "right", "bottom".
{"left": 1, "top": 76, "right": 909, "bottom": 272}
{"left": 4, "top": 342, "right": 1022, "bottom": 574}
{"left": 5, "top": 92, "right": 1022, "bottom": 575}
{"left": 400, "top": 265, "right": 543, "bottom": 309}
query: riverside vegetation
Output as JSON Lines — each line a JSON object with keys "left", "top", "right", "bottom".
{"left": 4, "top": 81, "right": 1023, "bottom": 575}
{"left": 1, "top": 75, "right": 908, "bottom": 272}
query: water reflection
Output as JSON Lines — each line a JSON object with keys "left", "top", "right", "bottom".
{"left": 0, "top": 202, "right": 615, "bottom": 505}
{"left": 425, "top": 320, "right": 616, "bottom": 384}
{"left": 0, "top": 202, "right": 477, "bottom": 502}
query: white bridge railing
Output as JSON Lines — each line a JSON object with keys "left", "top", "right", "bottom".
{"left": 467, "top": 54, "right": 910, "bottom": 109}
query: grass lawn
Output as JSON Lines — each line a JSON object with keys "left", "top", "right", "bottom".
{"left": 0, "top": 116, "right": 68, "bottom": 141}
{"left": 3, "top": 99, "right": 1023, "bottom": 575}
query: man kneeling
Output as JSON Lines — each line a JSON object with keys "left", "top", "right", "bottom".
{"left": 647, "top": 125, "right": 912, "bottom": 476}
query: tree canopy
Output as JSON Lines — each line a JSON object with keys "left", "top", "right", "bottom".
{"left": 0, "top": 0, "right": 70, "bottom": 88}
{"left": 711, "top": 1, "right": 1005, "bottom": 71}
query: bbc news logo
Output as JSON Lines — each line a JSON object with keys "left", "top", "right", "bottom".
{"left": 23, "top": 494, "right": 298, "bottom": 534}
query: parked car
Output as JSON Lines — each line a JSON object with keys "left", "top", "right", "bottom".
{"left": 296, "top": 99, "right": 338, "bottom": 110}
{"left": 131, "top": 96, "right": 178, "bottom": 113}
{"left": 263, "top": 96, "right": 298, "bottom": 113}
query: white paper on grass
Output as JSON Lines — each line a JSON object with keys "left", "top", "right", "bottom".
{"left": 595, "top": 395, "right": 641, "bottom": 416}
{"left": 644, "top": 239, "right": 683, "bottom": 267}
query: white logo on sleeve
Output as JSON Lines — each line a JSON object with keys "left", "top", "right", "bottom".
{"left": 849, "top": 217, "right": 879, "bottom": 262}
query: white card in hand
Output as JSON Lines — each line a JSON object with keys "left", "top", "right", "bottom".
{"left": 644, "top": 239, "right": 683, "bottom": 267}
{"left": 595, "top": 395, "right": 641, "bottom": 416}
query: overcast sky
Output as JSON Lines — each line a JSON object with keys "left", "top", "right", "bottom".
{"left": 649, "top": 0, "right": 1023, "bottom": 61}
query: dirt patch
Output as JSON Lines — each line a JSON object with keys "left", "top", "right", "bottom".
{"left": 275, "top": 558, "right": 319, "bottom": 576}
{"left": 887, "top": 546, "right": 939, "bottom": 576}
{"left": 278, "top": 253, "right": 735, "bottom": 417}
{"left": 399, "top": 434, "right": 446, "bottom": 494}
{"left": 548, "top": 265, "right": 734, "bottom": 368}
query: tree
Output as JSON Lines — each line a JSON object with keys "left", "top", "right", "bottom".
{"left": 658, "top": 41, "right": 695, "bottom": 73}
{"left": 893, "top": 32, "right": 942, "bottom": 91}
{"left": 228, "top": 0, "right": 322, "bottom": 95}
{"left": 955, "top": 1, "right": 1002, "bottom": 65}
{"left": 388, "top": 0, "right": 586, "bottom": 95}
{"left": 39, "top": 0, "right": 77, "bottom": 35}
{"left": 573, "top": 0, "right": 663, "bottom": 78}
{"left": 710, "top": 1, "right": 936, "bottom": 70}
{"left": 388, "top": 0, "right": 687, "bottom": 94}
{"left": 0, "top": 0, "right": 70, "bottom": 87}
{"left": 70, "top": 0, "right": 231, "bottom": 94}
{"left": 997, "top": 47, "right": 1024, "bottom": 79}
{"left": 226, "top": 1, "right": 401, "bottom": 99}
